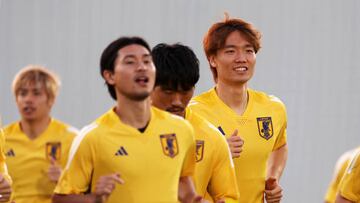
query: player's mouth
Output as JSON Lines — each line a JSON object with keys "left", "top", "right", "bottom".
{"left": 166, "top": 107, "right": 184, "bottom": 115}
{"left": 134, "top": 76, "right": 149, "bottom": 86}
{"left": 23, "top": 106, "right": 35, "bottom": 114}
{"left": 233, "top": 66, "right": 248, "bottom": 73}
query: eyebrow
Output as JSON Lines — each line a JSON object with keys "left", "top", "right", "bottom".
{"left": 223, "top": 44, "right": 254, "bottom": 49}
{"left": 123, "top": 54, "right": 151, "bottom": 60}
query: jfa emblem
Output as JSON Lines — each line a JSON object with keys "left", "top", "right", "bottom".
{"left": 160, "top": 134, "right": 179, "bottom": 158}
{"left": 46, "top": 142, "right": 61, "bottom": 160}
{"left": 257, "top": 117, "right": 274, "bottom": 140}
{"left": 196, "top": 140, "right": 204, "bottom": 162}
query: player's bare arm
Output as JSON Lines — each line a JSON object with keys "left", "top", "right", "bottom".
{"left": 178, "top": 176, "right": 208, "bottom": 203}
{"left": 264, "top": 144, "right": 288, "bottom": 203}
{"left": 52, "top": 173, "right": 124, "bottom": 203}
{"left": 335, "top": 194, "right": 355, "bottom": 203}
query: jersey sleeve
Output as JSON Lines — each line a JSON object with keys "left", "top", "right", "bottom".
{"left": 339, "top": 151, "right": 360, "bottom": 202}
{"left": 59, "top": 127, "right": 78, "bottom": 168}
{"left": 54, "top": 129, "right": 96, "bottom": 194}
{"left": 208, "top": 133, "right": 239, "bottom": 202}
{"left": 180, "top": 123, "right": 196, "bottom": 177}
{"left": 0, "top": 128, "right": 11, "bottom": 184}
{"left": 324, "top": 153, "right": 351, "bottom": 202}
{"left": 273, "top": 104, "right": 287, "bottom": 151}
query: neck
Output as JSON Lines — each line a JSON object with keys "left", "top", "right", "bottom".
{"left": 216, "top": 81, "right": 248, "bottom": 115}
{"left": 20, "top": 116, "right": 51, "bottom": 140}
{"left": 115, "top": 95, "right": 151, "bottom": 129}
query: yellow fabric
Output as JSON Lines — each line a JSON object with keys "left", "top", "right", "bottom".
{"left": 324, "top": 149, "right": 357, "bottom": 203}
{"left": 0, "top": 126, "right": 11, "bottom": 184}
{"left": 185, "top": 108, "right": 239, "bottom": 202}
{"left": 339, "top": 148, "right": 360, "bottom": 203}
{"left": 13, "top": 196, "right": 52, "bottom": 203}
{"left": 189, "top": 88, "right": 287, "bottom": 203}
{"left": 4, "top": 119, "right": 77, "bottom": 203}
{"left": 55, "top": 107, "right": 196, "bottom": 203}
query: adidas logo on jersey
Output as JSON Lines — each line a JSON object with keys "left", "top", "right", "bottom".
{"left": 115, "top": 146, "right": 128, "bottom": 156}
{"left": 6, "top": 149, "right": 15, "bottom": 157}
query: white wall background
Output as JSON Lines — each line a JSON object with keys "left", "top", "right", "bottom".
{"left": 1, "top": 0, "right": 360, "bottom": 202}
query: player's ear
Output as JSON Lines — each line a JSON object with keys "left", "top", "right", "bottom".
{"left": 102, "top": 70, "right": 115, "bottom": 85}
{"left": 209, "top": 55, "right": 217, "bottom": 68}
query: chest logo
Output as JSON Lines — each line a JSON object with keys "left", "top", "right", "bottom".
{"left": 115, "top": 146, "right": 128, "bottom": 156}
{"left": 5, "top": 149, "right": 15, "bottom": 157}
{"left": 196, "top": 140, "right": 204, "bottom": 162}
{"left": 160, "top": 134, "right": 179, "bottom": 158}
{"left": 257, "top": 117, "right": 274, "bottom": 140}
{"left": 46, "top": 142, "right": 61, "bottom": 160}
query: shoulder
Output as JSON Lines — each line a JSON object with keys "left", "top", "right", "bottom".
{"left": 3, "top": 122, "right": 20, "bottom": 137}
{"left": 51, "top": 119, "right": 79, "bottom": 138}
{"left": 188, "top": 111, "right": 226, "bottom": 144}
{"left": 250, "top": 89, "right": 287, "bottom": 114}
{"left": 189, "top": 88, "right": 214, "bottom": 107}
{"left": 251, "top": 89, "right": 285, "bottom": 106}
{"left": 152, "top": 107, "right": 193, "bottom": 130}
{"left": 347, "top": 148, "right": 360, "bottom": 174}
{"left": 3, "top": 122, "right": 19, "bottom": 133}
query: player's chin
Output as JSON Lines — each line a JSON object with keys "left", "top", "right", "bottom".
{"left": 129, "top": 91, "right": 151, "bottom": 101}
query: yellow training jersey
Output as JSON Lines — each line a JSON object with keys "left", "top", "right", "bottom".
{"left": 0, "top": 120, "right": 11, "bottom": 184}
{"left": 185, "top": 108, "right": 239, "bottom": 202}
{"left": 55, "top": 107, "right": 196, "bottom": 203}
{"left": 4, "top": 119, "right": 77, "bottom": 203}
{"left": 189, "top": 88, "right": 287, "bottom": 203}
{"left": 338, "top": 148, "right": 360, "bottom": 203}
{"left": 325, "top": 148, "right": 358, "bottom": 203}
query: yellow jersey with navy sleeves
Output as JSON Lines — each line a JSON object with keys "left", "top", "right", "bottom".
{"left": 55, "top": 107, "right": 196, "bottom": 203}
{"left": 325, "top": 149, "right": 358, "bottom": 203}
{"left": 338, "top": 148, "right": 360, "bottom": 203}
{"left": 189, "top": 88, "right": 287, "bottom": 203}
{"left": 185, "top": 108, "right": 239, "bottom": 202}
{"left": 4, "top": 119, "right": 77, "bottom": 203}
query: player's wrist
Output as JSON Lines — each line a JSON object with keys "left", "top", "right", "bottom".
{"left": 94, "top": 195, "right": 103, "bottom": 203}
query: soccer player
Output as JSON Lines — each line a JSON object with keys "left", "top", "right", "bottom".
{"left": 189, "top": 15, "right": 288, "bottom": 203}
{"left": 0, "top": 117, "right": 12, "bottom": 202}
{"left": 4, "top": 66, "right": 77, "bottom": 203}
{"left": 335, "top": 148, "right": 360, "bottom": 203}
{"left": 150, "top": 43, "right": 239, "bottom": 202}
{"left": 325, "top": 148, "right": 358, "bottom": 203}
{"left": 53, "top": 36, "right": 203, "bottom": 203}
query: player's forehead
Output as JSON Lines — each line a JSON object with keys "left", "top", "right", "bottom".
{"left": 117, "top": 44, "right": 151, "bottom": 59}
{"left": 223, "top": 31, "right": 253, "bottom": 49}
{"left": 17, "top": 81, "right": 45, "bottom": 92}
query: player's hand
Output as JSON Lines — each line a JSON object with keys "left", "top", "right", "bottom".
{"left": 191, "top": 195, "right": 210, "bottom": 203}
{"left": 0, "top": 173, "right": 12, "bottom": 202}
{"left": 226, "top": 129, "right": 244, "bottom": 158}
{"left": 94, "top": 173, "right": 124, "bottom": 203}
{"left": 48, "top": 157, "right": 62, "bottom": 183}
{"left": 215, "top": 199, "right": 226, "bottom": 203}
{"left": 264, "top": 177, "right": 283, "bottom": 203}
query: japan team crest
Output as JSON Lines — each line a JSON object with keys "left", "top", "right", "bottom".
{"left": 46, "top": 142, "right": 61, "bottom": 160}
{"left": 160, "top": 134, "right": 179, "bottom": 158}
{"left": 257, "top": 117, "right": 274, "bottom": 140}
{"left": 196, "top": 140, "right": 204, "bottom": 162}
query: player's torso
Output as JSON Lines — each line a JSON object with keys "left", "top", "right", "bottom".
{"left": 91, "top": 118, "right": 193, "bottom": 203}
{"left": 4, "top": 121, "right": 75, "bottom": 198}
{"left": 190, "top": 89, "right": 286, "bottom": 203}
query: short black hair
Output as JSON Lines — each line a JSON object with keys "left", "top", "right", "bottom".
{"left": 152, "top": 43, "right": 199, "bottom": 91}
{"left": 100, "top": 36, "right": 151, "bottom": 100}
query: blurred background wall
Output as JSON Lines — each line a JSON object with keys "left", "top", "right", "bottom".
{"left": 1, "top": 0, "right": 359, "bottom": 202}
